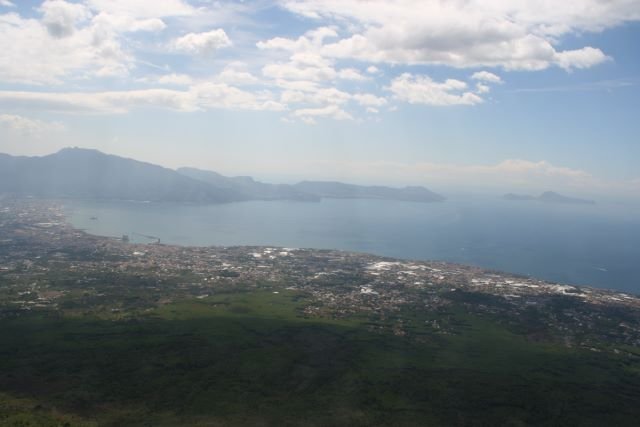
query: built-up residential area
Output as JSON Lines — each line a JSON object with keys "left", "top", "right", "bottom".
{"left": 2, "top": 199, "right": 640, "bottom": 355}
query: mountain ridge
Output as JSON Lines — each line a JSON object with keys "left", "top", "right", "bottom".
{"left": 0, "top": 148, "right": 446, "bottom": 204}
{"left": 177, "top": 167, "right": 320, "bottom": 202}
{"left": 293, "top": 180, "right": 446, "bottom": 203}
{"left": 0, "top": 148, "right": 240, "bottom": 203}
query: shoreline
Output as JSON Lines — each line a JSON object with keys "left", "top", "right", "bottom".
{"left": 52, "top": 198, "right": 640, "bottom": 303}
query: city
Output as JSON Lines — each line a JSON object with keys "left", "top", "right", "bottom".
{"left": 2, "top": 199, "right": 639, "bottom": 353}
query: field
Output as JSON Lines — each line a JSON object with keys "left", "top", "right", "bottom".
{"left": 1, "top": 289, "right": 639, "bottom": 426}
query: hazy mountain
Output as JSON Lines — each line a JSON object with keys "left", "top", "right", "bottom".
{"left": 0, "top": 148, "right": 445, "bottom": 204}
{"left": 504, "top": 191, "right": 595, "bottom": 205}
{"left": 178, "top": 169, "right": 446, "bottom": 203}
{"left": 293, "top": 181, "right": 446, "bottom": 203}
{"left": 177, "top": 167, "right": 320, "bottom": 201}
{"left": 0, "top": 148, "right": 240, "bottom": 203}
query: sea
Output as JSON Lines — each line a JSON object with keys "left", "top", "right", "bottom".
{"left": 63, "top": 197, "right": 640, "bottom": 293}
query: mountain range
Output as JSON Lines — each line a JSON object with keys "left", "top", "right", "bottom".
{"left": 0, "top": 148, "right": 239, "bottom": 203}
{"left": 0, "top": 148, "right": 446, "bottom": 204}
{"left": 294, "top": 180, "right": 446, "bottom": 203}
{"left": 177, "top": 167, "right": 320, "bottom": 202}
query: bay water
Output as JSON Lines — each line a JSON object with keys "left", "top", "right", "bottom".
{"left": 64, "top": 197, "right": 640, "bottom": 293}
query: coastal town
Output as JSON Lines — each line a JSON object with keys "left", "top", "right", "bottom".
{"left": 1, "top": 198, "right": 640, "bottom": 354}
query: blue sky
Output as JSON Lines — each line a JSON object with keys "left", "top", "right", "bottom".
{"left": 0, "top": 0, "right": 639, "bottom": 198}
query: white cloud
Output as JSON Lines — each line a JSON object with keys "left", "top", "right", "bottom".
{"left": 193, "top": 82, "right": 284, "bottom": 111}
{"left": 0, "top": 1, "right": 15, "bottom": 7}
{"left": 216, "top": 69, "right": 258, "bottom": 85}
{"left": 91, "top": 12, "right": 166, "bottom": 33}
{"left": 0, "top": 5, "right": 158, "bottom": 84}
{"left": 261, "top": 34, "right": 387, "bottom": 119}
{"left": 273, "top": 79, "right": 321, "bottom": 92}
{"left": 278, "top": 0, "right": 636, "bottom": 71}
{"left": 215, "top": 63, "right": 259, "bottom": 85}
{"left": 0, "top": 0, "right": 632, "bottom": 124}
{"left": 263, "top": 60, "right": 336, "bottom": 82}
{"left": 281, "top": 87, "right": 351, "bottom": 105}
{"left": 279, "top": 90, "right": 305, "bottom": 104}
{"left": 256, "top": 26, "right": 338, "bottom": 51}
{"left": 337, "top": 68, "right": 368, "bottom": 81}
{"left": 554, "top": 47, "right": 611, "bottom": 70}
{"left": 156, "top": 73, "right": 194, "bottom": 86}
{"left": 40, "top": 0, "right": 90, "bottom": 38}
{"left": 0, "top": 114, "right": 64, "bottom": 135}
{"left": 475, "top": 83, "right": 490, "bottom": 94}
{"left": 471, "top": 71, "right": 502, "bottom": 84}
{"left": 0, "top": 85, "right": 285, "bottom": 114}
{"left": 389, "top": 73, "right": 483, "bottom": 106}
{"left": 172, "top": 29, "right": 232, "bottom": 55}
{"left": 261, "top": 50, "right": 343, "bottom": 84}
{"left": 0, "top": 89, "right": 195, "bottom": 113}
{"left": 353, "top": 93, "right": 387, "bottom": 107}
{"left": 258, "top": 27, "right": 351, "bottom": 89}
{"left": 258, "top": 29, "right": 342, "bottom": 101}
{"left": 293, "top": 104, "right": 353, "bottom": 121}
{"left": 259, "top": 29, "right": 374, "bottom": 120}
{"left": 141, "top": 67, "right": 260, "bottom": 87}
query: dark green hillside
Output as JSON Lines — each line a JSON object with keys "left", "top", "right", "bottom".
{"left": 1, "top": 289, "right": 639, "bottom": 427}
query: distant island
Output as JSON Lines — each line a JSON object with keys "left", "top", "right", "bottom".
{"left": 0, "top": 148, "right": 445, "bottom": 204}
{"left": 504, "top": 191, "right": 595, "bottom": 205}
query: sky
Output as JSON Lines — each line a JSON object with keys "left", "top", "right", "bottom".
{"left": 0, "top": 0, "right": 639, "bottom": 198}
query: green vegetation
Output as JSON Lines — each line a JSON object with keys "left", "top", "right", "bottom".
{"left": 1, "top": 289, "right": 639, "bottom": 426}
